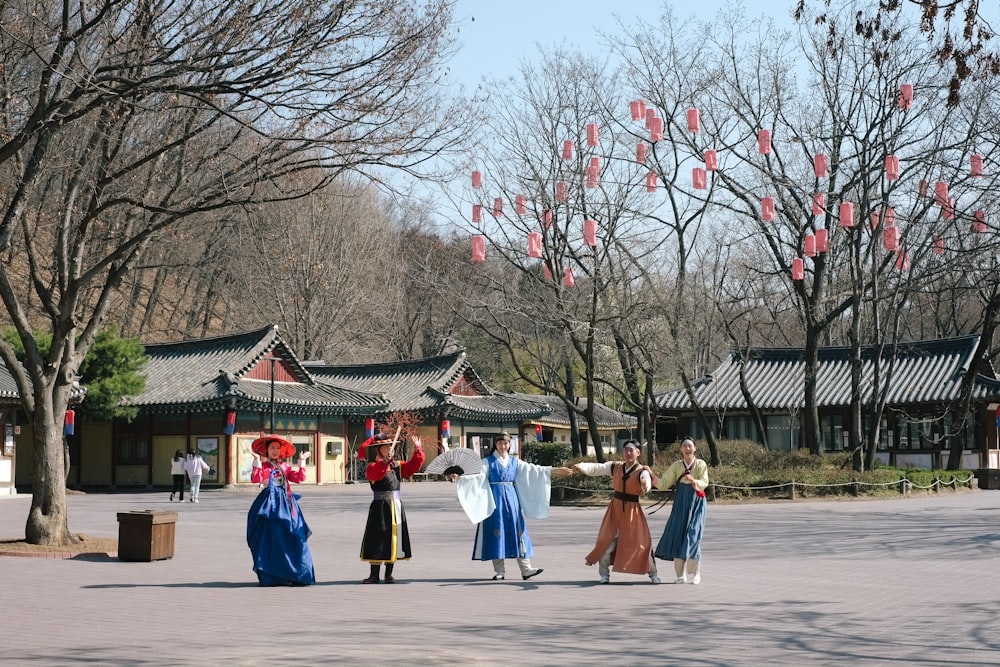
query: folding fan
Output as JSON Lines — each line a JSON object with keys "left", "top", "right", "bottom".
{"left": 424, "top": 447, "right": 483, "bottom": 476}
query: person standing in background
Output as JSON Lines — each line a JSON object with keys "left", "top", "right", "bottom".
{"left": 184, "top": 449, "right": 211, "bottom": 502}
{"left": 169, "top": 450, "right": 186, "bottom": 502}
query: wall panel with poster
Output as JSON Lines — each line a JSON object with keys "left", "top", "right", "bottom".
{"left": 196, "top": 436, "right": 220, "bottom": 482}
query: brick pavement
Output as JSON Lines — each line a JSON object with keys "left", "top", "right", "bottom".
{"left": 1, "top": 483, "right": 998, "bottom": 666}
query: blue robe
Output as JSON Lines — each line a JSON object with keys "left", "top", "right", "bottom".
{"left": 246, "top": 471, "right": 315, "bottom": 586}
{"left": 654, "top": 482, "right": 706, "bottom": 561}
{"left": 472, "top": 455, "right": 532, "bottom": 560}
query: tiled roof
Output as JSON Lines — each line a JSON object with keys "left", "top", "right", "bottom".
{"left": 0, "top": 360, "right": 19, "bottom": 402}
{"left": 129, "top": 325, "right": 387, "bottom": 415}
{"left": 657, "top": 335, "right": 1000, "bottom": 410}
{"left": 514, "top": 393, "right": 637, "bottom": 429}
{"left": 305, "top": 351, "right": 549, "bottom": 421}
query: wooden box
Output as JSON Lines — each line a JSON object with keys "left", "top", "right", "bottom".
{"left": 117, "top": 511, "right": 178, "bottom": 562}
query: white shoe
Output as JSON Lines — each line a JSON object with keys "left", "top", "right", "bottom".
{"left": 673, "top": 576, "right": 687, "bottom": 584}
{"left": 599, "top": 575, "right": 610, "bottom": 584}
{"left": 649, "top": 575, "right": 661, "bottom": 584}
{"left": 689, "top": 573, "right": 701, "bottom": 585}
{"left": 193, "top": 498, "right": 199, "bottom": 503}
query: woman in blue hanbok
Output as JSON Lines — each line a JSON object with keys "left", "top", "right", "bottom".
{"left": 654, "top": 438, "right": 709, "bottom": 585}
{"left": 453, "top": 432, "right": 571, "bottom": 581}
{"left": 246, "top": 434, "right": 315, "bottom": 586}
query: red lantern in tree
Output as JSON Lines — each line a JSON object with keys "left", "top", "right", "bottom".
{"left": 758, "top": 129, "right": 771, "bottom": 155}
{"left": 472, "top": 204, "right": 482, "bottom": 224}
{"left": 562, "top": 140, "right": 574, "bottom": 160}
{"left": 934, "top": 181, "right": 949, "bottom": 206}
{"left": 687, "top": 108, "right": 700, "bottom": 133}
{"left": 515, "top": 194, "right": 527, "bottom": 216}
{"left": 583, "top": 219, "right": 597, "bottom": 247}
{"left": 899, "top": 83, "right": 913, "bottom": 110}
{"left": 814, "top": 154, "right": 828, "bottom": 178}
{"left": 815, "top": 228, "right": 829, "bottom": 252}
{"left": 543, "top": 264, "right": 552, "bottom": 280}
{"left": 692, "top": 167, "right": 707, "bottom": 190}
{"left": 630, "top": 100, "right": 642, "bottom": 121}
{"left": 974, "top": 209, "right": 987, "bottom": 233}
{"left": 563, "top": 268, "right": 575, "bottom": 287}
{"left": 636, "top": 143, "right": 647, "bottom": 164}
{"left": 942, "top": 197, "right": 955, "bottom": 220}
{"left": 883, "top": 227, "right": 900, "bottom": 252}
{"left": 885, "top": 155, "right": 900, "bottom": 181}
{"left": 812, "top": 193, "right": 825, "bottom": 217}
{"left": 472, "top": 170, "right": 482, "bottom": 189}
{"left": 471, "top": 235, "right": 486, "bottom": 262}
{"left": 971, "top": 154, "right": 984, "bottom": 178}
{"left": 586, "top": 123, "right": 599, "bottom": 147}
{"left": 646, "top": 172, "right": 657, "bottom": 192}
{"left": 528, "top": 231, "right": 543, "bottom": 258}
{"left": 542, "top": 209, "right": 553, "bottom": 228}
{"left": 839, "top": 202, "right": 854, "bottom": 227}
{"left": 804, "top": 234, "right": 816, "bottom": 257}
{"left": 556, "top": 181, "right": 568, "bottom": 202}
{"left": 586, "top": 165, "right": 599, "bottom": 189}
{"left": 884, "top": 207, "right": 896, "bottom": 228}
{"left": 650, "top": 116, "right": 663, "bottom": 142}
{"left": 761, "top": 196, "right": 775, "bottom": 221}
{"left": 704, "top": 149, "right": 718, "bottom": 171}
{"left": 645, "top": 107, "right": 656, "bottom": 129}
{"left": 895, "top": 249, "right": 910, "bottom": 271}
{"left": 791, "top": 257, "right": 804, "bottom": 281}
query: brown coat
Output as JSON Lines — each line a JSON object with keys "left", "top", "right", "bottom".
{"left": 585, "top": 462, "right": 653, "bottom": 574}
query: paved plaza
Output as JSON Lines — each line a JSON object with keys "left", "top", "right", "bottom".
{"left": 1, "top": 482, "right": 998, "bottom": 666}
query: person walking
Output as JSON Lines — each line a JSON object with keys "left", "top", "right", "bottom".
{"left": 246, "top": 434, "right": 314, "bottom": 586}
{"left": 359, "top": 432, "right": 425, "bottom": 584}
{"left": 169, "top": 450, "right": 186, "bottom": 502}
{"left": 183, "top": 449, "right": 211, "bottom": 502}
{"left": 654, "top": 437, "right": 709, "bottom": 584}
{"left": 573, "top": 440, "right": 660, "bottom": 584}
{"left": 452, "top": 432, "right": 571, "bottom": 581}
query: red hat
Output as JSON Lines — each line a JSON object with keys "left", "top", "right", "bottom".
{"left": 250, "top": 434, "right": 296, "bottom": 459}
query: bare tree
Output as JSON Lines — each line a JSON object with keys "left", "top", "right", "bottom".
{"left": 0, "top": 0, "right": 468, "bottom": 545}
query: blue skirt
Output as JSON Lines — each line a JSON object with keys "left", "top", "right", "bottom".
{"left": 654, "top": 483, "right": 706, "bottom": 561}
{"left": 247, "top": 478, "right": 315, "bottom": 586}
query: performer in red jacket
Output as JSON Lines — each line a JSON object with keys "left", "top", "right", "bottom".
{"left": 359, "top": 432, "right": 425, "bottom": 583}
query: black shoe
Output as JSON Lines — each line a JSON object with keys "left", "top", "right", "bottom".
{"left": 362, "top": 577, "right": 379, "bottom": 584}
{"left": 522, "top": 568, "right": 543, "bottom": 581}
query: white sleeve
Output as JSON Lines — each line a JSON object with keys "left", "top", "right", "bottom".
{"left": 455, "top": 472, "right": 495, "bottom": 524}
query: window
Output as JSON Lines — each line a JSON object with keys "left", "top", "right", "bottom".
{"left": 116, "top": 436, "right": 149, "bottom": 465}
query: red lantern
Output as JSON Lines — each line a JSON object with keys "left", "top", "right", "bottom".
{"left": 645, "top": 107, "right": 656, "bottom": 129}
{"left": 646, "top": 172, "right": 657, "bottom": 192}
{"left": 814, "top": 154, "right": 828, "bottom": 178}
{"left": 441, "top": 420, "right": 451, "bottom": 440}
{"left": 586, "top": 123, "right": 599, "bottom": 147}
{"left": 542, "top": 209, "right": 553, "bottom": 228}
{"left": 493, "top": 197, "right": 503, "bottom": 217}
{"left": 515, "top": 194, "right": 527, "bottom": 216}
{"left": 224, "top": 409, "right": 237, "bottom": 435}
{"left": 583, "top": 219, "right": 597, "bottom": 247}
{"left": 543, "top": 264, "right": 552, "bottom": 280}
{"left": 630, "top": 100, "right": 642, "bottom": 121}
{"left": 761, "top": 196, "right": 775, "bottom": 221}
{"left": 971, "top": 154, "right": 984, "bottom": 178}
{"left": 650, "top": 116, "right": 663, "bottom": 142}
{"left": 895, "top": 249, "right": 910, "bottom": 271}
{"left": 812, "top": 193, "right": 825, "bottom": 217}
{"left": 885, "top": 155, "right": 900, "bottom": 181}
{"left": 64, "top": 409, "right": 75, "bottom": 436}
{"left": 758, "top": 129, "right": 771, "bottom": 155}
{"left": 974, "top": 209, "right": 987, "bottom": 233}
{"left": 556, "top": 181, "right": 568, "bottom": 202}
{"left": 791, "top": 257, "right": 804, "bottom": 281}
{"left": 934, "top": 181, "right": 949, "bottom": 206}
{"left": 364, "top": 418, "right": 375, "bottom": 439}
{"left": 692, "top": 167, "right": 707, "bottom": 190}
{"left": 899, "top": 83, "right": 913, "bottom": 110}
{"left": 942, "top": 197, "right": 954, "bottom": 220}
{"left": 884, "top": 207, "right": 896, "bottom": 228}
{"left": 839, "top": 202, "right": 854, "bottom": 228}
{"left": 687, "top": 108, "right": 700, "bottom": 133}
{"left": 472, "top": 204, "right": 482, "bottom": 224}
{"left": 472, "top": 170, "right": 482, "bottom": 189}
{"left": 534, "top": 424, "right": 543, "bottom": 441}
{"left": 933, "top": 235, "right": 945, "bottom": 254}
{"left": 883, "top": 227, "right": 900, "bottom": 252}
{"left": 471, "top": 235, "right": 486, "bottom": 262}
{"left": 528, "top": 231, "right": 543, "bottom": 258}
{"left": 704, "top": 149, "right": 718, "bottom": 171}
{"left": 636, "top": 143, "right": 647, "bottom": 164}
{"left": 586, "top": 165, "right": 599, "bottom": 189}
{"left": 804, "top": 234, "right": 816, "bottom": 257}
{"left": 815, "top": 228, "right": 829, "bottom": 253}
{"left": 562, "top": 140, "right": 574, "bottom": 160}
{"left": 563, "top": 268, "right": 575, "bottom": 287}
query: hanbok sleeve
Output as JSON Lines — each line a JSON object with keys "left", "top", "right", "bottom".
{"left": 691, "top": 459, "right": 710, "bottom": 491}
{"left": 455, "top": 472, "right": 495, "bottom": 524}
{"left": 575, "top": 461, "right": 614, "bottom": 477}
{"left": 655, "top": 461, "right": 683, "bottom": 491}
{"left": 514, "top": 460, "right": 552, "bottom": 520}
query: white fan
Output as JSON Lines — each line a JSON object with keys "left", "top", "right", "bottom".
{"left": 424, "top": 447, "right": 483, "bottom": 476}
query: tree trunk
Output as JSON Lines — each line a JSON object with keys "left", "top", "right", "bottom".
{"left": 25, "top": 416, "right": 74, "bottom": 546}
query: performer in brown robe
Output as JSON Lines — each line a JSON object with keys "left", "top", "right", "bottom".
{"left": 573, "top": 440, "right": 660, "bottom": 584}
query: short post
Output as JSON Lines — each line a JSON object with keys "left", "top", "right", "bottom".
{"left": 789, "top": 481, "right": 796, "bottom": 501}
{"left": 851, "top": 479, "right": 859, "bottom": 497}
{"left": 933, "top": 476, "right": 941, "bottom": 493}
{"left": 706, "top": 484, "right": 715, "bottom": 502}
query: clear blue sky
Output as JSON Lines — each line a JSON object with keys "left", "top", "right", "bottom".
{"left": 445, "top": 0, "right": 785, "bottom": 91}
